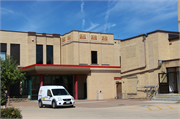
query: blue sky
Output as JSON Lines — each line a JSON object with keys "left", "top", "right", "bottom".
{"left": 0, "top": 0, "right": 178, "bottom": 39}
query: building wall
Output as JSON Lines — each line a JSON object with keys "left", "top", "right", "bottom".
{"left": 117, "top": 31, "right": 180, "bottom": 98}
{"left": 86, "top": 68, "right": 120, "bottom": 100}
{"left": 61, "top": 31, "right": 114, "bottom": 66}
{"left": 0, "top": 31, "right": 29, "bottom": 67}
{"left": 120, "top": 36, "right": 146, "bottom": 72}
{"left": 169, "top": 39, "right": 180, "bottom": 59}
{"left": 0, "top": 31, "right": 61, "bottom": 67}
{"left": 114, "top": 40, "right": 121, "bottom": 66}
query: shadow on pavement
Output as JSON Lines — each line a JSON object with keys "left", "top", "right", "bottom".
{"left": 42, "top": 105, "right": 76, "bottom": 109}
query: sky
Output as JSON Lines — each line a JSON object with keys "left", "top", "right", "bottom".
{"left": 0, "top": 0, "right": 178, "bottom": 39}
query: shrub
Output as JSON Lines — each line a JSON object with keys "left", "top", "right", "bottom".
{"left": 1, "top": 107, "right": 22, "bottom": 118}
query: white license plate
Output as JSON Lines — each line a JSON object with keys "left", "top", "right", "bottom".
{"left": 66, "top": 102, "right": 70, "bottom": 104}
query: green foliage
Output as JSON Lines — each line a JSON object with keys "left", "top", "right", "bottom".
{"left": 1, "top": 107, "right": 22, "bottom": 118}
{"left": 0, "top": 55, "right": 26, "bottom": 106}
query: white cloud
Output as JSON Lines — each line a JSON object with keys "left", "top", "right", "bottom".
{"left": 85, "top": 22, "right": 99, "bottom": 31}
{"left": 82, "top": 19, "right": 85, "bottom": 30}
{"left": 105, "top": 0, "right": 111, "bottom": 24}
{"left": 81, "top": 0, "right": 84, "bottom": 13}
{"left": 1, "top": 8, "right": 14, "bottom": 15}
{"left": 111, "top": 24, "right": 116, "bottom": 27}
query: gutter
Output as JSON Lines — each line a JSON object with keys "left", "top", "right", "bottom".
{"left": 121, "top": 58, "right": 180, "bottom": 78}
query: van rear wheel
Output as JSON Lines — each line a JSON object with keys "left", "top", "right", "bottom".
{"left": 38, "top": 101, "right": 43, "bottom": 108}
{"left": 52, "top": 101, "right": 56, "bottom": 109}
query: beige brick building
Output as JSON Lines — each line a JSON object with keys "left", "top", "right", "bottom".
{"left": 0, "top": 29, "right": 179, "bottom": 100}
{"left": 114, "top": 30, "right": 180, "bottom": 98}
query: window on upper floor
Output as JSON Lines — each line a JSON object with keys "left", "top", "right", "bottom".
{"left": 11, "top": 44, "right": 20, "bottom": 65}
{"left": 46, "top": 45, "right": 53, "bottom": 64}
{"left": 0, "top": 43, "right": 7, "bottom": 60}
{"left": 91, "top": 51, "right": 97, "bottom": 64}
{"left": 36, "top": 45, "right": 43, "bottom": 64}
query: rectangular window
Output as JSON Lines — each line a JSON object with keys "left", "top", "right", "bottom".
{"left": 91, "top": 51, "right": 97, "bottom": 64}
{"left": 0, "top": 43, "right": 7, "bottom": 60}
{"left": 46, "top": 45, "right": 53, "bottom": 64}
{"left": 36, "top": 45, "right": 43, "bottom": 64}
{"left": 10, "top": 44, "right": 20, "bottom": 65}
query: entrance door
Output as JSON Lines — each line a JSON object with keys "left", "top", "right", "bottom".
{"left": 168, "top": 72, "right": 178, "bottom": 93}
{"left": 116, "top": 82, "right": 122, "bottom": 99}
{"left": 159, "top": 73, "right": 169, "bottom": 93}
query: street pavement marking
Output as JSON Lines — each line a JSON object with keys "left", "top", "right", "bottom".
{"left": 156, "top": 106, "right": 162, "bottom": 110}
{"left": 167, "top": 106, "right": 173, "bottom": 109}
{"left": 129, "top": 104, "right": 180, "bottom": 111}
{"left": 147, "top": 107, "right": 152, "bottom": 111}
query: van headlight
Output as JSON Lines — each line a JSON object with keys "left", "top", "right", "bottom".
{"left": 58, "top": 98, "right": 62, "bottom": 101}
{"left": 71, "top": 97, "right": 74, "bottom": 101}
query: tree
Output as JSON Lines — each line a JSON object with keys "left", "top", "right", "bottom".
{"left": 0, "top": 55, "right": 26, "bottom": 106}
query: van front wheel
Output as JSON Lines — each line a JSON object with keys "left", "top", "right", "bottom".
{"left": 38, "top": 101, "right": 43, "bottom": 108}
{"left": 52, "top": 101, "right": 56, "bottom": 109}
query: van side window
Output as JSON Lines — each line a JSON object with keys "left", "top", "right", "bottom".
{"left": 47, "top": 90, "right": 51, "bottom": 96}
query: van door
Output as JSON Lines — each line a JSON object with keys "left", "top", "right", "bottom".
{"left": 45, "top": 89, "right": 53, "bottom": 105}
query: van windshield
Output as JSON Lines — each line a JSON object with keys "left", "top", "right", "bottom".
{"left": 51, "top": 89, "right": 69, "bottom": 96}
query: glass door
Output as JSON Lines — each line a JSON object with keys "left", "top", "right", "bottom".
{"left": 159, "top": 73, "right": 169, "bottom": 93}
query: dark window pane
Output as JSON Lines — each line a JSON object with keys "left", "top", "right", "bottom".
{"left": 0, "top": 43, "right": 7, "bottom": 52}
{"left": 11, "top": 44, "right": 20, "bottom": 65}
{"left": 46, "top": 45, "right": 53, "bottom": 64}
{"left": 167, "top": 68, "right": 176, "bottom": 72}
{"left": 91, "top": 51, "right": 97, "bottom": 64}
{"left": 36, "top": 45, "right": 43, "bottom": 64}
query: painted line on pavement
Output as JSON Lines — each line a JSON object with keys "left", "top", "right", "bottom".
{"left": 167, "top": 106, "right": 173, "bottom": 109}
{"left": 156, "top": 106, "right": 162, "bottom": 110}
{"left": 147, "top": 107, "right": 152, "bottom": 111}
{"left": 177, "top": 105, "right": 180, "bottom": 107}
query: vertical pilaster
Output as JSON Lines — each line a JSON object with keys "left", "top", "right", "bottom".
{"left": 74, "top": 74, "right": 78, "bottom": 100}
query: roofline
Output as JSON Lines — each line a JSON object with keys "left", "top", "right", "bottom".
{"left": 21, "top": 64, "right": 121, "bottom": 70}
{"left": 0, "top": 30, "right": 60, "bottom": 35}
{"left": 0, "top": 29, "right": 28, "bottom": 33}
{"left": 147, "top": 30, "right": 179, "bottom": 35}
{"left": 121, "top": 34, "right": 146, "bottom": 41}
{"left": 62, "top": 30, "right": 114, "bottom": 36}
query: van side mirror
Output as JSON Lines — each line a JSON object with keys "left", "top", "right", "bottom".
{"left": 48, "top": 94, "right": 52, "bottom": 97}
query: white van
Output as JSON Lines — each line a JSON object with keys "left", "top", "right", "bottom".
{"left": 38, "top": 86, "right": 75, "bottom": 108}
